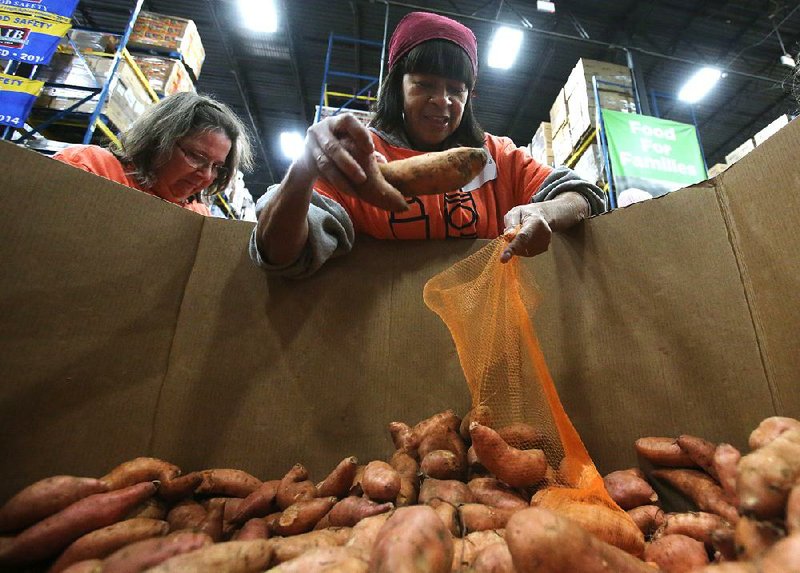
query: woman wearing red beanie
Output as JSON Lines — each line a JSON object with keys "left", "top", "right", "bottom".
{"left": 252, "top": 11, "right": 605, "bottom": 278}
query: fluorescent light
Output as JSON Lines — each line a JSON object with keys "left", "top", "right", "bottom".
{"left": 537, "top": 1, "right": 556, "bottom": 13}
{"left": 280, "top": 132, "right": 305, "bottom": 160}
{"left": 239, "top": 0, "right": 278, "bottom": 33}
{"left": 780, "top": 54, "right": 796, "bottom": 68}
{"left": 488, "top": 27, "right": 523, "bottom": 70}
{"left": 678, "top": 67, "right": 722, "bottom": 104}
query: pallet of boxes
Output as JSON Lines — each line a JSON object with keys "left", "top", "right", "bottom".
{"left": 550, "top": 58, "right": 637, "bottom": 187}
{"left": 127, "top": 11, "right": 205, "bottom": 97}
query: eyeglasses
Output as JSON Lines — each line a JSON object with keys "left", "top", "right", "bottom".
{"left": 176, "top": 142, "right": 229, "bottom": 179}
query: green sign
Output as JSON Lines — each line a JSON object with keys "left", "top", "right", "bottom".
{"left": 602, "top": 110, "right": 707, "bottom": 200}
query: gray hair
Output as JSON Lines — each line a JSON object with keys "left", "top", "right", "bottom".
{"left": 112, "top": 92, "right": 254, "bottom": 195}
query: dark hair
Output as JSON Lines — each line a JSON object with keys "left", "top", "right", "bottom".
{"left": 371, "top": 40, "right": 485, "bottom": 148}
{"left": 113, "top": 92, "right": 253, "bottom": 195}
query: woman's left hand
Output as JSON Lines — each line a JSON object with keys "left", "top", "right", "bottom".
{"left": 500, "top": 203, "right": 553, "bottom": 263}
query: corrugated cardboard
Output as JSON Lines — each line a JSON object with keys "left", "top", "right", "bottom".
{"left": 725, "top": 138, "right": 756, "bottom": 165}
{"left": 549, "top": 88, "right": 568, "bottom": 134}
{"left": 1, "top": 120, "right": 799, "bottom": 501}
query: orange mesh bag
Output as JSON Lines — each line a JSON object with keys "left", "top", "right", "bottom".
{"left": 424, "top": 238, "right": 644, "bottom": 556}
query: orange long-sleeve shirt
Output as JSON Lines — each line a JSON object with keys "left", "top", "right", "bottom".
{"left": 313, "top": 133, "right": 553, "bottom": 240}
{"left": 53, "top": 145, "right": 211, "bottom": 216}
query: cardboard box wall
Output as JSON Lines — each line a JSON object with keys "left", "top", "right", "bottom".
{"left": 1, "top": 120, "right": 799, "bottom": 501}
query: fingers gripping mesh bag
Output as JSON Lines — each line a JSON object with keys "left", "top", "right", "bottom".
{"left": 423, "top": 238, "right": 645, "bottom": 555}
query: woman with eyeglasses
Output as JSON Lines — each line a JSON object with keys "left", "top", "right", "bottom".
{"left": 54, "top": 92, "right": 253, "bottom": 215}
{"left": 252, "top": 11, "right": 606, "bottom": 278}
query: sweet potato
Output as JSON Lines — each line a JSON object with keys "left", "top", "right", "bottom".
{"left": 412, "top": 410, "right": 461, "bottom": 444}
{"left": 369, "top": 505, "right": 454, "bottom": 573}
{"left": 758, "top": 533, "right": 800, "bottom": 572}
{"left": 49, "top": 517, "right": 168, "bottom": 572}
{"left": 603, "top": 469, "right": 659, "bottom": 510}
{"left": 643, "top": 533, "right": 709, "bottom": 572}
{"left": 143, "top": 539, "right": 273, "bottom": 573}
{"left": 418, "top": 427, "right": 467, "bottom": 465}
{"left": 734, "top": 515, "right": 784, "bottom": 560}
{"left": 428, "top": 499, "right": 459, "bottom": 537}
{"left": 627, "top": 505, "right": 666, "bottom": 538}
{"left": 317, "top": 457, "right": 360, "bottom": 499}
{"left": 125, "top": 497, "right": 167, "bottom": 521}
{"left": 197, "top": 498, "right": 225, "bottom": 542}
{"left": 470, "top": 423, "right": 547, "bottom": 488}
{"left": 420, "top": 450, "right": 465, "bottom": 481}
{"left": 0, "top": 476, "right": 109, "bottom": 533}
{"left": 272, "top": 496, "right": 337, "bottom": 536}
{"left": 692, "top": 564, "right": 758, "bottom": 573}
{"left": 0, "top": 481, "right": 157, "bottom": 566}
{"left": 362, "top": 461, "right": 401, "bottom": 503}
{"left": 456, "top": 530, "right": 507, "bottom": 570}
{"left": 195, "top": 469, "right": 261, "bottom": 498}
{"left": 343, "top": 147, "right": 409, "bottom": 212}
{"left": 748, "top": 416, "right": 800, "bottom": 449}
{"left": 655, "top": 511, "right": 732, "bottom": 549}
{"left": 60, "top": 560, "right": 102, "bottom": 573}
{"left": 271, "top": 527, "right": 352, "bottom": 564}
{"left": 379, "top": 147, "right": 488, "bottom": 196}
{"left": 101, "top": 458, "right": 180, "bottom": 490}
{"left": 737, "top": 429, "right": 800, "bottom": 519}
{"left": 677, "top": 435, "right": 719, "bottom": 480}
{"left": 325, "top": 496, "right": 393, "bottom": 528}
{"left": 349, "top": 465, "right": 367, "bottom": 497}
{"left": 531, "top": 489, "right": 646, "bottom": 556}
{"left": 467, "top": 445, "right": 488, "bottom": 476}
{"left": 389, "top": 450, "right": 419, "bottom": 507}
{"left": 467, "top": 477, "right": 528, "bottom": 510}
{"left": 419, "top": 478, "right": 474, "bottom": 506}
{"left": 388, "top": 422, "right": 419, "bottom": 454}
{"left": 635, "top": 437, "right": 695, "bottom": 467}
{"left": 231, "top": 518, "right": 270, "bottom": 541}
{"left": 276, "top": 464, "right": 318, "bottom": 510}
{"left": 471, "top": 539, "right": 514, "bottom": 573}
{"left": 711, "top": 525, "right": 738, "bottom": 561}
{"left": 158, "top": 472, "right": 203, "bottom": 503}
{"left": 230, "top": 480, "right": 280, "bottom": 524}
{"left": 459, "top": 503, "right": 518, "bottom": 533}
{"left": 652, "top": 468, "right": 739, "bottom": 523}
{"left": 505, "top": 507, "right": 654, "bottom": 573}
{"left": 459, "top": 405, "right": 493, "bottom": 442}
{"left": 496, "top": 423, "right": 544, "bottom": 450}
{"left": 345, "top": 513, "right": 392, "bottom": 561}
{"left": 787, "top": 484, "right": 800, "bottom": 535}
{"left": 166, "top": 499, "right": 206, "bottom": 531}
{"left": 100, "top": 531, "right": 212, "bottom": 573}
{"left": 713, "top": 444, "right": 741, "bottom": 504}
{"left": 270, "top": 546, "right": 367, "bottom": 572}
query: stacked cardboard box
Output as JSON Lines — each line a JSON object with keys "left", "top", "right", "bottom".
{"left": 35, "top": 53, "right": 154, "bottom": 131}
{"left": 725, "top": 138, "right": 755, "bottom": 165}
{"left": 530, "top": 122, "right": 553, "bottom": 166}
{"left": 132, "top": 54, "right": 195, "bottom": 97}
{"left": 129, "top": 11, "right": 206, "bottom": 80}
{"left": 753, "top": 115, "right": 789, "bottom": 146}
{"left": 550, "top": 59, "right": 636, "bottom": 165}
{"left": 571, "top": 143, "right": 604, "bottom": 186}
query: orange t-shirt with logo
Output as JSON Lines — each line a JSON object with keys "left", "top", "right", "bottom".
{"left": 313, "top": 133, "right": 553, "bottom": 240}
{"left": 53, "top": 145, "right": 211, "bottom": 216}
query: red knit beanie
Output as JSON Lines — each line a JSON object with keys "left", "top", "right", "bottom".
{"left": 388, "top": 11, "right": 478, "bottom": 76}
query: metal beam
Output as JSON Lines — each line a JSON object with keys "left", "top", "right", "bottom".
{"left": 206, "top": 0, "right": 275, "bottom": 183}
{"left": 280, "top": 0, "right": 310, "bottom": 125}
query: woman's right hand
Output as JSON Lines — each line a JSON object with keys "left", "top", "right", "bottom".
{"left": 300, "top": 114, "right": 408, "bottom": 212}
{"left": 300, "top": 113, "right": 375, "bottom": 194}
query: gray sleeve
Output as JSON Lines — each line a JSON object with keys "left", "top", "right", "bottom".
{"left": 531, "top": 166, "right": 608, "bottom": 215}
{"left": 248, "top": 184, "right": 355, "bottom": 279}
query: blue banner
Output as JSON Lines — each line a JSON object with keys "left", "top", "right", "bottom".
{"left": 0, "top": 72, "right": 43, "bottom": 127}
{"left": 0, "top": 9, "right": 71, "bottom": 64}
{"left": 0, "top": 0, "right": 77, "bottom": 22}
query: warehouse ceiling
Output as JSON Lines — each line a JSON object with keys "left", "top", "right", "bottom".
{"left": 73, "top": 0, "right": 800, "bottom": 197}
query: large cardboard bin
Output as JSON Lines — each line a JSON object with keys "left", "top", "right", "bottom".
{"left": 1, "top": 120, "right": 799, "bottom": 502}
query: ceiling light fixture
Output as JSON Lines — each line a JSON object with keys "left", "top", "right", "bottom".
{"left": 239, "top": 0, "right": 278, "bottom": 33}
{"left": 678, "top": 67, "right": 722, "bottom": 104}
{"left": 780, "top": 53, "right": 796, "bottom": 68}
{"left": 488, "top": 26, "right": 523, "bottom": 70}
{"left": 280, "top": 131, "right": 304, "bottom": 160}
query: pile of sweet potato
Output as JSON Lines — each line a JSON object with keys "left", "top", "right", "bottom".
{"left": 0, "top": 412, "right": 798, "bottom": 572}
